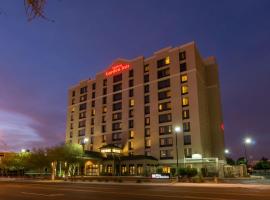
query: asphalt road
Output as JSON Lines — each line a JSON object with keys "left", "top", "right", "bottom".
{"left": 0, "top": 181, "right": 269, "bottom": 200}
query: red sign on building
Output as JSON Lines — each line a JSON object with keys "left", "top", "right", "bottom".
{"left": 105, "top": 63, "right": 130, "bottom": 77}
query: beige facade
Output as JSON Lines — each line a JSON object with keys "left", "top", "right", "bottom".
{"left": 65, "top": 41, "right": 225, "bottom": 169}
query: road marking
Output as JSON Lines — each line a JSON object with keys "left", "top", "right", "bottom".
{"left": 21, "top": 192, "right": 64, "bottom": 197}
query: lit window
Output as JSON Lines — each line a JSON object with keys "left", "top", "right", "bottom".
{"left": 91, "top": 109, "right": 95, "bottom": 116}
{"left": 182, "top": 97, "right": 189, "bottom": 106}
{"left": 181, "top": 85, "right": 188, "bottom": 94}
{"left": 183, "top": 110, "right": 190, "bottom": 119}
{"left": 129, "top": 99, "right": 135, "bottom": 107}
{"left": 145, "top": 139, "right": 151, "bottom": 148}
{"left": 129, "top": 130, "right": 135, "bottom": 139}
{"left": 181, "top": 74, "right": 188, "bottom": 83}
{"left": 103, "top": 106, "right": 107, "bottom": 113}
{"left": 165, "top": 56, "right": 170, "bottom": 65}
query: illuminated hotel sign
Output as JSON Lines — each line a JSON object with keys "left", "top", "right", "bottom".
{"left": 105, "top": 63, "right": 130, "bottom": 77}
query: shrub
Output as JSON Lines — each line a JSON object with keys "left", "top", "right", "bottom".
{"left": 178, "top": 168, "right": 198, "bottom": 178}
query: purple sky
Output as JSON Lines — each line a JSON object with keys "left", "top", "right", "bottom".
{"left": 0, "top": 0, "right": 269, "bottom": 159}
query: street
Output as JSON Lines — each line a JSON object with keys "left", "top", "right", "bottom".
{"left": 0, "top": 181, "right": 269, "bottom": 200}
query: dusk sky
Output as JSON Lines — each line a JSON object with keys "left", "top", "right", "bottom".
{"left": 0, "top": 0, "right": 269, "bottom": 159}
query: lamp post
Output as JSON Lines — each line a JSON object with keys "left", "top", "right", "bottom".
{"left": 224, "top": 149, "right": 230, "bottom": 155}
{"left": 82, "top": 137, "right": 89, "bottom": 151}
{"left": 244, "top": 137, "right": 252, "bottom": 165}
{"left": 174, "top": 126, "right": 181, "bottom": 181}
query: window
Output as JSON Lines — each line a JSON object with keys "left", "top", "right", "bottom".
{"left": 159, "top": 125, "right": 172, "bottom": 135}
{"left": 129, "top": 99, "right": 135, "bottom": 107}
{"left": 113, "top": 93, "right": 122, "bottom": 101}
{"left": 129, "top": 79, "right": 134, "bottom": 87}
{"left": 145, "top": 151, "right": 151, "bottom": 156}
{"left": 103, "top": 97, "right": 107, "bottom": 104}
{"left": 102, "top": 135, "right": 106, "bottom": 142}
{"left": 71, "top": 98, "right": 75, "bottom": 105}
{"left": 129, "top": 120, "right": 134, "bottom": 128}
{"left": 113, "top": 74, "right": 122, "bottom": 83}
{"left": 79, "top": 103, "right": 87, "bottom": 111}
{"left": 179, "top": 51, "right": 186, "bottom": 61}
{"left": 91, "top": 118, "right": 94, "bottom": 125}
{"left": 113, "top": 83, "right": 122, "bottom": 92}
{"left": 157, "top": 68, "right": 170, "bottom": 79}
{"left": 70, "top": 131, "right": 73, "bottom": 138}
{"left": 129, "top": 109, "right": 134, "bottom": 118}
{"left": 145, "top": 117, "right": 150, "bottom": 126}
{"left": 129, "top": 69, "right": 134, "bottom": 77}
{"left": 159, "top": 113, "right": 172, "bottom": 123}
{"left": 102, "top": 125, "right": 106, "bottom": 133}
{"left": 158, "top": 79, "right": 170, "bottom": 90}
{"left": 113, "top": 102, "right": 122, "bottom": 111}
{"left": 129, "top": 89, "right": 134, "bottom": 97}
{"left": 70, "top": 113, "right": 74, "bottom": 121}
{"left": 103, "top": 88, "right": 107, "bottom": 95}
{"left": 91, "top": 127, "right": 94, "bottom": 135}
{"left": 145, "top": 128, "right": 150, "bottom": 137}
{"left": 91, "top": 109, "right": 95, "bottom": 116}
{"left": 183, "top": 122, "right": 191, "bottom": 132}
{"left": 72, "top": 90, "right": 75, "bottom": 97}
{"left": 129, "top": 165, "right": 135, "bottom": 175}
{"left": 79, "top": 112, "right": 86, "bottom": 119}
{"left": 103, "top": 79, "right": 107, "bottom": 86}
{"left": 112, "top": 122, "right": 122, "bottom": 131}
{"left": 91, "top": 101, "right": 95, "bottom": 107}
{"left": 145, "top": 139, "right": 151, "bottom": 148}
{"left": 78, "top": 129, "right": 85, "bottom": 136}
{"left": 184, "top": 148, "right": 192, "bottom": 158}
{"left": 158, "top": 102, "right": 171, "bottom": 112}
{"left": 129, "top": 130, "right": 135, "bottom": 139}
{"left": 182, "top": 97, "right": 189, "bottom": 107}
{"left": 160, "top": 149, "right": 173, "bottom": 159}
{"left": 80, "top": 86, "right": 87, "bottom": 94}
{"left": 180, "top": 63, "right": 187, "bottom": 72}
{"left": 144, "top": 64, "right": 149, "bottom": 73}
{"left": 92, "top": 83, "right": 96, "bottom": 90}
{"left": 158, "top": 90, "right": 171, "bottom": 100}
{"left": 112, "top": 132, "right": 121, "bottom": 141}
{"left": 160, "top": 137, "right": 173, "bottom": 147}
{"left": 92, "top": 92, "right": 95, "bottom": 98}
{"left": 182, "top": 110, "right": 190, "bottom": 119}
{"left": 144, "top": 74, "right": 149, "bottom": 83}
{"left": 80, "top": 94, "right": 87, "bottom": 102}
{"left": 157, "top": 56, "right": 170, "bottom": 68}
{"left": 144, "top": 85, "right": 150, "bottom": 93}
{"left": 102, "top": 115, "right": 106, "bottom": 123}
{"left": 184, "top": 135, "right": 191, "bottom": 145}
{"left": 102, "top": 106, "right": 107, "bottom": 113}
{"left": 112, "top": 112, "right": 122, "bottom": 121}
{"left": 144, "top": 106, "right": 150, "bottom": 115}
{"left": 144, "top": 95, "right": 150, "bottom": 104}
{"left": 181, "top": 74, "right": 188, "bottom": 83}
{"left": 70, "top": 123, "right": 74, "bottom": 129}
{"left": 181, "top": 85, "right": 188, "bottom": 95}
{"left": 128, "top": 141, "right": 134, "bottom": 150}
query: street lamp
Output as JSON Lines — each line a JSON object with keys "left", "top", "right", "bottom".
{"left": 21, "top": 149, "right": 26, "bottom": 153}
{"left": 243, "top": 137, "right": 252, "bottom": 165}
{"left": 82, "top": 137, "right": 89, "bottom": 151}
{"left": 224, "top": 149, "right": 230, "bottom": 155}
{"left": 174, "top": 126, "right": 181, "bottom": 181}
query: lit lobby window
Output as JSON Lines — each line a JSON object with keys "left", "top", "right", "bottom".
{"left": 182, "top": 97, "right": 189, "bottom": 107}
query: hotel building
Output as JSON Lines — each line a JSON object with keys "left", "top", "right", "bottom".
{"left": 65, "top": 41, "right": 225, "bottom": 175}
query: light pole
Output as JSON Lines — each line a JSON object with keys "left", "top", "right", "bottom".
{"left": 243, "top": 137, "right": 252, "bottom": 165}
{"left": 174, "top": 126, "right": 181, "bottom": 181}
{"left": 224, "top": 149, "right": 230, "bottom": 155}
{"left": 82, "top": 137, "right": 89, "bottom": 151}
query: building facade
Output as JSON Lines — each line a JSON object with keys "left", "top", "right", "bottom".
{"left": 65, "top": 41, "right": 225, "bottom": 174}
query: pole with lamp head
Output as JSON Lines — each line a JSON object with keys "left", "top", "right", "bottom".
{"left": 174, "top": 126, "right": 181, "bottom": 181}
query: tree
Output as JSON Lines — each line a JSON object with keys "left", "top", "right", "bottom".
{"left": 237, "top": 157, "right": 246, "bottom": 165}
{"left": 254, "top": 157, "right": 270, "bottom": 170}
{"left": 25, "top": 148, "right": 50, "bottom": 174}
{"left": 226, "top": 157, "right": 235, "bottom": 165}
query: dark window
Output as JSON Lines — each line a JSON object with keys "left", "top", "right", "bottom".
{"left": 160, "top": 149, "right": 173, "bottom": 159}
{"left": 145, "top": 117, "right": 150, "bottom": 126}
{"left": 92, "top": 83, "right": 96, "bottom": 90}
{"left": 160, "top": 137, "right": 173, "bottom": 147}
{"left": 144, "top": 85, "right": 150, "bottom": 93}
{"left": 113, "top": 102, "right": 122, "bottom": 111}
{"left": 113, "top": 83, "right": 122, "bottom": 92}
{"left": 157, "top": 57, "right": 170, "bottom": 68}
{"left": 91, "top": 100, "right": 95, "bottom": 107}
{"left": 184, "top": 135, "right": 191, "bottom": 145}
{"left": 91, "top": 127, "right": 94, "bottom": 135}
{"left": 113, "top": 74, "right": 122, "bottom": 83}
{"left": 79, "top": 112, "right": 86, "bottom": 119}
{"left": 158, "top": 102, "right": 171, "bottom": 112}
{"left": 157, "top": 68, "right": 170, "bottom": 79}
{"left": 179, "top": 51, "right": 186, "bottom": 61}
{"left": 129, "top": 120, "right": 134, "bottom": 128}
{"left": 112, "top": 123, "right": 122, "bottom": 131}
{"left": 183, "top": 122, "right": 191, "bottom": 132}
{"left": 144, "top": 106, "right": 150, "bottom": 115}
{"left": 144, "top": 95, "right": 150, "bottom": 104}
{"left": 129, "top": 89, "right": 134, "bottom": 97}
{"left": 113, "top": 93, "right": 122, "bottom": 101}
{"left": 180, "top": 63, "right": 187, "bottom": 72}
{"left": 159, "top": 113, "right": 172, "bottom": 123}
{"left": 183, "top": 110, "right": 190, "bottom": 119}
{"left": 158, "top": 79, "right": 170, "bottom": 90}
{"left": 78, "top": 120, "right": 86, "bottom": 128}
{"left": 72, "top": 90, "right": 75, "bottom": 97}
{"left": 103, "top": 97, "right": 107, "bottom": 104}
{"left": 112, "top": 112, "right": 122, "bottom": 121}
{"left": 102, "top": 125, "right": 106, "bottom": 133}
{"left": 129, "top": 109, "right": 134, "bottom": 118}
{"left": 91, "top": 118, "right": 94, "bottom": 125}
{"left": 103, "top": 88, "right": 107, "bottom": 95}
{"left": 79, "top": 103, "right": 87, "bottom": 111}
{"left": 144, "top": 74, "right": 149, "bottom": 83}
{"left": 80, "top": 86, "right": 87, "bottom": 94}
{"left": 72, "top": 98, "right": 75, "bottom": 105}
{"left": 92, "top": 92, "right": 95, "bottom": 98}
{"left": 80, "top": 94, "right": 87, "bottom": 102}
{"left": 78, "top": 129, "right": 85, "bottom": 137}
{"left": 129, "top": 79, "right": 134, "bottom": 87}
{"left": 112, "top": 132, "right": 121, "bottom": 141}
{"left": 158, "top": 90, "right": 171, "bottom": 100}
{"left": 145, "top": 128, "right": 150, "bottom": 137}
{"left": 129, "top": 69, "right": 134, "bottom": 77}
{"left": 159, "top": 125, "right": 172, "bottom": 135}
{"left": 103, "top": 79, "right": 107, "bottom": 86}
{"left": 102, "top": 115, "right": 106, "bottom": 123}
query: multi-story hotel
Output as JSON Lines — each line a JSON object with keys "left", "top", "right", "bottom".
{"left": 65, "top": 41, "right": 225, "bottom": 176}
